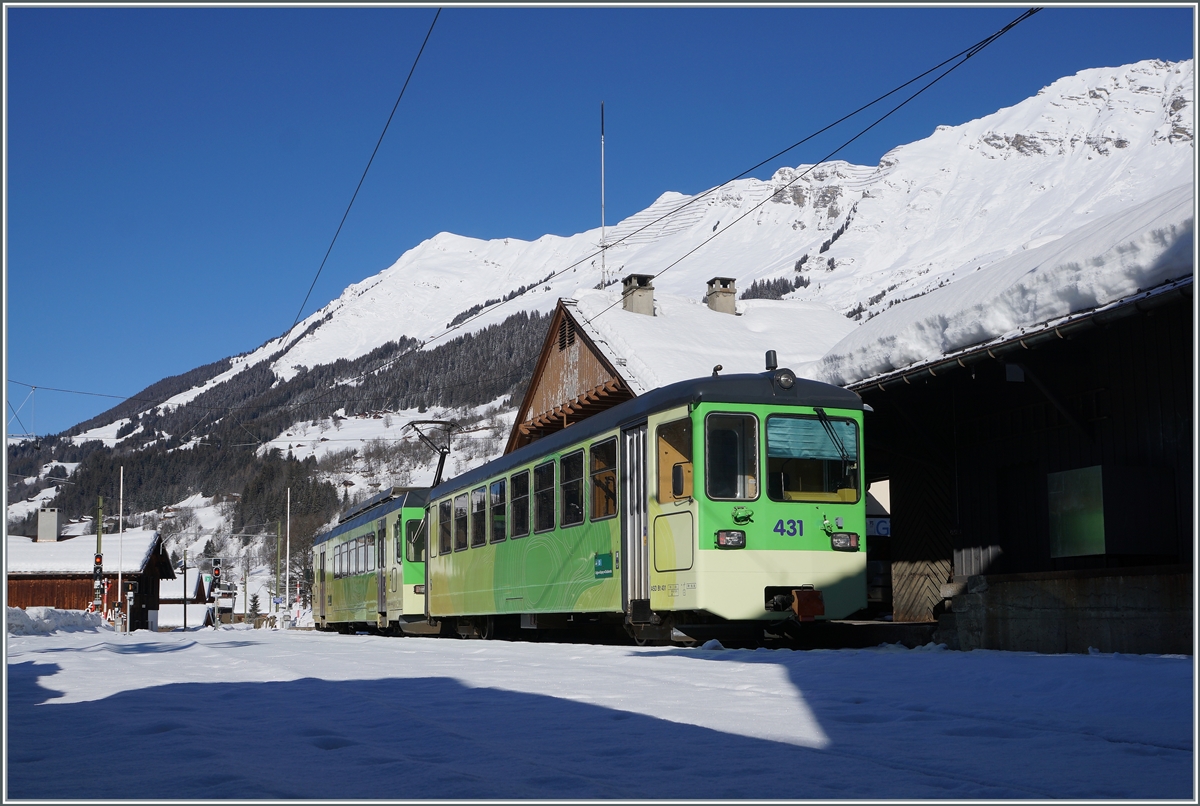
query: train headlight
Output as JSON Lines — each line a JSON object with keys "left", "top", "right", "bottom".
{"left": 715, "top": 530, "right": 746, "bottom": 549}
{"left": 830, "top": 532, "right": 860, "bottom": 551}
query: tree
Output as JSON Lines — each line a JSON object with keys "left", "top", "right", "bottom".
{"left": 249, "top": 593, "right": 261, "bottom": 618}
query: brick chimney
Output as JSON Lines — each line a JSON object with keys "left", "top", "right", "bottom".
{"left": 621, "top": 274, "right": 655, "bottom": 316}
{"left": 705, "top": 277, "right": 737, "bottom": 314}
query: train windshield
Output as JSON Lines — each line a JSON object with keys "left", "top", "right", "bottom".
{"left": 766, "top": 414, "right": 859, "bottom": 503}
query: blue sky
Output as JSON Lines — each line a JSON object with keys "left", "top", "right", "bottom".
{"left": 4, "top": 5, "right": 1194, "bottom": 439}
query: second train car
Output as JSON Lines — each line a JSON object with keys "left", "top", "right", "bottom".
{"left": 312, "top": 486, "right": 433, "bottom": 634}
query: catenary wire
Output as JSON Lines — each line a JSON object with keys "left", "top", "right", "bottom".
{"left": 290, "top": 8, "right": 442, "bottom": 332}
{"left": 10, "top": 10, "right": 1039, "bottom": 440}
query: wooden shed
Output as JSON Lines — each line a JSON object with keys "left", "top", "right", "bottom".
{"left": 6, "top": 529, "right": 175, "bottom": 631}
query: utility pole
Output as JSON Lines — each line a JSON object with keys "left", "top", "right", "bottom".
{"left": 118, "top": 467, "right": 124, "bottom": 631}
{"left": 183, "top": 548, "right": 188, "bottom": 632}
{"left": 275, "top": 522, "right": 281, "bottom": 617}
{"left": 600, "top": 101, "right": 607, "bottom": 286}
{"left": 244, "top": 553, "right": 249, "bottom": 623}
{"left": 286, "top": 487, "right": 291, "bottom": 621}
{"left": 93, "top": 497, "right": 104, "bottom": 612}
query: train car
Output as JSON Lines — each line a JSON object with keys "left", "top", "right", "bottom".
{"left": 424, "top": 358, "right": 868, "bottom": 644}
{"left": 312, "top": 486, "right": 432, "bottom": 634}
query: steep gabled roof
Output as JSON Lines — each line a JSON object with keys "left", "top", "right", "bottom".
{"left": 505, "top": 288, "right": 858, "bottom": 452}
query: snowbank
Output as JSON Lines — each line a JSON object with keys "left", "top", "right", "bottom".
{"left": 7, "top": 606, "right": 113, "bottom": 636}
{"left": 814, "top": 183, "right": 1194, "bottom": 386}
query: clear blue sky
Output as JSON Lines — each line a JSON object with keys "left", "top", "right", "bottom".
{"left": 4, "top": 5, "right": 1194, "bottom": 439}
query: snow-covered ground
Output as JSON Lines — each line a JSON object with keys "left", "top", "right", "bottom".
{"left": 5, "top": 610, "right": 1193, "bottom": 799}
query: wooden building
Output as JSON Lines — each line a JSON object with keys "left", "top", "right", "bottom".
{"left": 854, "top": 274, "right": 1192, "bottom": 613}
{"left": 7, "top": 528, "right": 175, "bottom": 631}
{"left": 507, "top": 274, "right": 858, "bottom": 451}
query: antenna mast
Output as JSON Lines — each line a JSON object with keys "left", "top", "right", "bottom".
{"left": 600, "top": 101, "right": 608, "bottom": 287}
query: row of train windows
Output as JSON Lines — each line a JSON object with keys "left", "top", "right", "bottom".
{"left": 332, "top": 534, "right": 379, "bottom": 579}
{"left": 435, "top": 437, "right": 618, "bottom": 554}
{"left": 329, "top": 519, "right": 427, "bottom": 579}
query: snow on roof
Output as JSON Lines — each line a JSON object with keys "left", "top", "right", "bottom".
{"left": 155, "top": 604, "right": 213, "bottom": 628}
{"left": 6, "top": 529, "right": 161, "bottom": 575}
{"left": 569, "top": 290, "right": 858, "bottom": 393}
{"left": 812, "top": 183, "right": 1194, "bottom": 387}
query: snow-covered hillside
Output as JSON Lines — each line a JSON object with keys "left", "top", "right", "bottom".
{"left": 137, "top": 59, "right": 1191, "bottom": 422}
{"left": 11, "top": 58, "right": 1193, "bottom": 551}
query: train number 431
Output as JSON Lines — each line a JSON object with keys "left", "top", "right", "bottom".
{"left": 773, "top": 519, "right": 803, "bottom": 537}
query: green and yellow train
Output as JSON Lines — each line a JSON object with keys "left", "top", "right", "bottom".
{"left": 312, "top": 487, "right": 433, "bottom": 634}
{"left": 314, "top": 361, "right": 868, "bottom": 644}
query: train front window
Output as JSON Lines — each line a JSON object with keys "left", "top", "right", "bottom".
{"left": 406, "top": 518, "right": 426, "bottom": 563}
{"left": 766, "top": 414, "right": 860, "bottom": 503}
{"left": 706, "top": 413, "right": 758, "bottom": 500}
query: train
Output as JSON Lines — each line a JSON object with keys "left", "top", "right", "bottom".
{"left": 313, "top": 358, "right": 868, "bottom": 645}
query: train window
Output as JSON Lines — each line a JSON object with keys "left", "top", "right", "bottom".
{"left": 334, "top": 545, "right": 340, "bottom": 578}
{"left": 656, "top": 419, "right": 693, "bottom": 502}
{"left": 534, "top": 461, "right": 555, "bottom": 532}
{"left": 490, "top": 479, "right": 507, "bottom": 542}
{"left": 561, "top": 450, "right": 585, "bottom": 527}
{"left": 511, "top": 471, "right": 530, "bottom": 538}
{"left": 357, "top": 538, "right": 365, "bottom": 574}
{"left": 438, "top": 500, "right": 452, "bottom": 555}
{"left": 367, "top": 535, "right": 376, "bottom": 572}
{"left": 454, "top": 493, "right": 469, "bottom": 551}
{"left": 590, "top": 438, "right": 618, "bottom": 520}
{"left": 706, "top": 413, "right": 759, "bottom": 500}
{"left": 471, "top": 487, "right": 487, "bottom": 547}
{"left": 406, "top": 519, "right": 426, "bottom": 563}
{"left": 766, "top": 415, "right": 860, "bottom": 503}
{"left": 394, "top": 521, "right": 403, "bottom": 566}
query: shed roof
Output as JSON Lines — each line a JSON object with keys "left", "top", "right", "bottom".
{"left": 7, "top": 530, "right": 168, "bottom": 576}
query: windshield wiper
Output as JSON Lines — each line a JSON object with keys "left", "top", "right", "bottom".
{"left": 814, "top": 407, "right": 853, "bottom": 477}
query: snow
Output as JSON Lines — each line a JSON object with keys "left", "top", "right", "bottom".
{"left": 67, "top": 417, "right": 132, "bottom": 445}
{"left": 570, "top": 290, "right": 858, "bottom": 393}
{"left": 5, "top": 623, "right": 1192, "bottom": 799}
{"left": 155, "top": 603, "right": 213, "bottom": 628}
{"left": 6, "top": 529, "right": 161, "bottom": 575}
{"left": 6, "top": 607, "right": 112, "bottom": 636}
{"left": 79, "top": 59, "right": 1193, "bottom": 491}
{"left": 813, "top": 183, "right": 1194, "bottom": 386}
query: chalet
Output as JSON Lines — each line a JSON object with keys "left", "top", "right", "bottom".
{"left": 7, "top": 510, "right": 175, "bottom": 631}
{"left": 507, "top": 274, "right": 858, "bottom": 451}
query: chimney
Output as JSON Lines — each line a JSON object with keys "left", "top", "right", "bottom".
{"left": 621, "top": 274, "right": 656, "bottom": 316}
{"left": 705, "top": 277, "right": 737, "bottom": 314}
{"left": 37, "top": 508, "right": 63, "bottom": 543}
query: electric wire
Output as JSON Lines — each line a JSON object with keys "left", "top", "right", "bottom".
{"left": 277, "top": 8, "right": 1044, "bottom": 402}
{"left": 290, "top": 7, "right": 441, "bottom": 332}
{"left": 579, "top": 8, "right": 1041, "bottom": 327}
{"left": 10, "top": 10, "right": 1039, "bottom": 447}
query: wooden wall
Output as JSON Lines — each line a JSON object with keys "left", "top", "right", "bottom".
{"left": 860, "top": 295, "right": 1193, "bottom": 621}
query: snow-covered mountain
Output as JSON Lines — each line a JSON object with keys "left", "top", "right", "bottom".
{"left": 23, "top": 58, "right": 1195, "bottom": 541}
{"left": 146, "top": 58, "right": 1192, "bottom": 418}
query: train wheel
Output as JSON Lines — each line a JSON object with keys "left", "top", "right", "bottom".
{"left": 479, "top": 615, "right": 495, "bottom": 640}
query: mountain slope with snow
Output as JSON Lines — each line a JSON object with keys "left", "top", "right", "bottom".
{"left": 147, "top": 58, "right": 1189, "bottom": 412}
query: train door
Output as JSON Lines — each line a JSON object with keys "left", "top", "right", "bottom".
{"left": 376, "top": 518, "right": 387, "bottom": 621}
{"left": 622, "top": 424, "right": 650, "bottom": 621}
{"left": 318, "top": 549, "right": 326, "bottom": 622}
